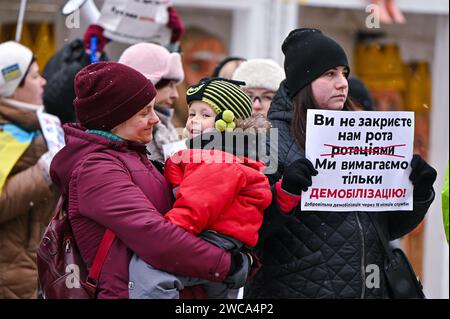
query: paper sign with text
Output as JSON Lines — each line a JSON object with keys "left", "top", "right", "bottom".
{"left": 301, "top": 110, "right": 414, "bottom": 212}
{"left": 98, "top": 0, "right": 172, "bottom": 45}
{"left": 37, "top": 110, "right": 65, "bottom": 153}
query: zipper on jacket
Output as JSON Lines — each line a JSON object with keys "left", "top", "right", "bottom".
{"left": 65, "top": 239, "right": 71, "bottom": 253}
{"left": 355, "top": 212, "right": 366, "bottom": 299}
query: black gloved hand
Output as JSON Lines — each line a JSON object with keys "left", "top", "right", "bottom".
{"left": 223, "top": 251, "right": 251, "bottom": 289}
{"left": 410, "top": 154, "right": 437, "bottom": 201}
{"left": 281, "top": 158, "right": 318, "bottom": 196}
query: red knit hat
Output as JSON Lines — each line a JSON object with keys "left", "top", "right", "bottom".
{"left": 74, "top": 62, "right": 156, "bottom": 130}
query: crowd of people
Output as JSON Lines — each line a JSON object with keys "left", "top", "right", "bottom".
{"left": 0, "top": 19, "right": 438, "bottom": 299}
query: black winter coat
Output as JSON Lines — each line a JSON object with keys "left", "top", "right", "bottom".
{"left": 244, "top": 81, "right": 434, "bottom": 299}
{"left": 42, "top": 39, "right": 108, "bottom": 124}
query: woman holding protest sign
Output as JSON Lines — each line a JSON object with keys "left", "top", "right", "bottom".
{"left": 245, "top": 28, "right": 437, "bottom": 299}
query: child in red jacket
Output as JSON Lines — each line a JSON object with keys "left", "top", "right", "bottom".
{"left": 129, "top": 78, "right": 300, "bottom": 299}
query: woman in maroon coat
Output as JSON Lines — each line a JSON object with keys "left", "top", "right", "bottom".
{"left": 50, "top": 62, "right": 246, "bottom": 298}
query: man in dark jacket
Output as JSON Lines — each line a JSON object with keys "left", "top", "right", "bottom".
{"left": 42, "top": 25, "right": 109, "bottom": 124}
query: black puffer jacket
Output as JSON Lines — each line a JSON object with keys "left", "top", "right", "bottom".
{"left": 244, "top": 81, "right": 434, "bottom": 299}
{"left": 43, "top": 39, "right": 108, "bottom": 124}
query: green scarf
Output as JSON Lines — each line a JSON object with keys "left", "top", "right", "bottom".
{"left": 86, "top": 129, "right": 125, "bottom": 142}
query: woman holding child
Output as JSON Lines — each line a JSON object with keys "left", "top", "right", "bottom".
{"left": 49, "top": 62, "right": 250, "bottom": 298}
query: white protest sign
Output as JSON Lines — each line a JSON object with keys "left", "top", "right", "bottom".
{"left": 37, "top": 110, "right": 65, "bottom": 153}
{"left": 98, "top": 0, "right": 172, "bottom": 45}
{"left": 301, "top": 110, "right": 414, "bottom": 212}
{"left": 163, "top": 140, "right": 187, "bottom": 161}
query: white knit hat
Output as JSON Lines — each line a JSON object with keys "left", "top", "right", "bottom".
{"left": 0, "top": 41, "right": 33, "bottom": 97}
{"left": 232, "top": 58, "right": 285, "bottom": 92}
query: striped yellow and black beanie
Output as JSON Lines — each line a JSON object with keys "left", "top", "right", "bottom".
{"left": 186, "top": 78, "right": 252, "bottom": 128}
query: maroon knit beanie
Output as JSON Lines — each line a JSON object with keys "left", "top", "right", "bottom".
{"left": 74, "top": 61, "right": 157, "bottom": 130}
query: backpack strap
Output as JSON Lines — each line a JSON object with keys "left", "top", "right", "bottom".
{"left": 64, "top": 151, "right": 119, "bottom": 291}
{"left": 52, "top": 197, "right": 64, "bottom": 220}
{"left": 85, "top": 229, "right": 116, "bottom": 289}
{"left": 65, "top": 155, "right": 117, "bottom": 290}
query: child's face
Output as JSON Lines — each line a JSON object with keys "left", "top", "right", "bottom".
{"left": 186, "top": 101, "right": 216, "bottom": 138}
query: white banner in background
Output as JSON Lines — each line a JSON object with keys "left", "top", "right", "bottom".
{"left": 98, "top": 0, "right": 172, "bottom": 45}
{"left": 301, "top": 110, "right": 414, "bottom": 212}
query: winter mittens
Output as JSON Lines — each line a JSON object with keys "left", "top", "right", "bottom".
{"left": 281, "top": 158, "right": 318, "bottom": 196}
